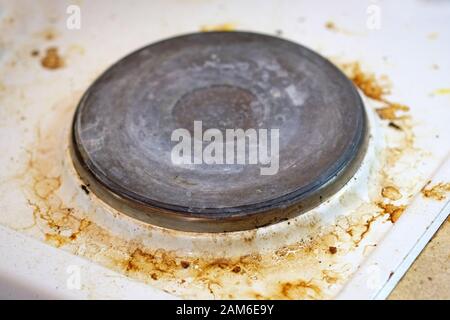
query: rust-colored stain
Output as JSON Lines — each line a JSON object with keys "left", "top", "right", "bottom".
{"left": 421, "top": 182, "right": 450, "bottom": 201}
{"left": 200, "top": 23, "right": 236, "bottom": 32}
{"left": 375, "top": 103, "right": 410, "bottom": 121}
{"left": 41, "top": 47, "right": 64, "bottom": 70}
{"left": 377, "top": 202, "right": 405, "bottom": 223}
{"left": 342, "top": 62, "right": 388, "bottom": 100}
{"left": 340, "top": 62, "right": 411, "bottom": 124}
{"left": 10, "top": 60, "right": 420, "bottom": 299}
{"left": 279, "top": 280, "right": 322, "bottom": 299}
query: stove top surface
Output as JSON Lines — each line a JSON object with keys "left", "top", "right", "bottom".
{"left": 0, "top": 0, "right": 449, "bottom": 300}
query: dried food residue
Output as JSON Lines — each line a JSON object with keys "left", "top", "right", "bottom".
{"left": 342, "top": 62, "right": 389, "bottom": 100}
{"left": 340, "top": 62, "right": 412, "bottom": 123}
{"left": 421, "top": 182, "right": 450, "bottom": 201}
{"left": 377, "top": 202, "right": 405, "bottom": 223}
{"left": 381, "top": 186, "right": 402, "bottom": 201}
{"left": 5, "top": 59, "right": 420, "bottom": 299}
{"left": 21, "top": 122, "right": 397, "bottom": 299}
{"left": 41, "top": 47, "right": 64, "bottom": 70}
{"left": 376, "top": 103, "right": 410, "bottom": 121}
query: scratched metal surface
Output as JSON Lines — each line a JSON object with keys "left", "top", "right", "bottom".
{"left": 0, "top": 0, "right": 449, "bottom": 299}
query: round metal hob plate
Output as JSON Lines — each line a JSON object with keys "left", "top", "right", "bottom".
{"left": 71, "top": 32, "right": 368, "bottom": 233}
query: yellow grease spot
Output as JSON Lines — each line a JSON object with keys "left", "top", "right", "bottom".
{"left": 381, "top": 186, "right": 402, "bottom": 201}
{"left": 427, "top": 32, "right": 438, "bottom": 40}
{"left": 200, "top": 23, "right": 236, "bottom": 32}
{"left": 432, "top": 88, "right": 450, "bottom": 95}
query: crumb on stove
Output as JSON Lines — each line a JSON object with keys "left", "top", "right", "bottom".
{"left": 41, "top": 47, "right": 64, "bottom": 70}
{"left": 232, "top": 265, "right": 241, "bottom": 273}
{"left": 388, "top": 122, "right": 402, "bottom": 131}
{"left": 80, "top": 184, "right": 90, "bottom": 195}
{"left": 31, "top": 49, "right": 39, "bottom": 57}
{"left": 328, "top": 246, "right": 337, "bottom": 254}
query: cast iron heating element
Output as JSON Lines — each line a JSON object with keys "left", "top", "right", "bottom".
{"left": 70, "top": 32, "right": 368, "bottom": 232}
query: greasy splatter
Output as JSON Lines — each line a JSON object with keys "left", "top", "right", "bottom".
{"left": 10, "top": 61, "right": 419, "bottom": 299}
{"left": 376, "top": 103, "right": 410, "bottom": 121}
{"left": 339, "top": 62, "right": 412, "bottom": 124}
{"left": 421, "top": 182, "right": 450, "bottom": 201}
{"left": 377, "top": 202, "right": 405, "bottom": 223}
{"left": 341, "top": 62, "right": 388, "bottom": 101}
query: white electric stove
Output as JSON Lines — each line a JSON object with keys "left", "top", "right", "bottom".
{"left": 0, "top": 0, "right": 449, "bottom": 299}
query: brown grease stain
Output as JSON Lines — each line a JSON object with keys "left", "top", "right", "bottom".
{"left": 376, "top": 103, "right": 410, "bottom": 121}
{"left": 381, "top": 186, "right": 402, "bottom": 201}
{"left": 279, "top": 280, "right": 322, "bottom": 299}
{"left": 342, "top": 62, "right": 388, "bottom": 100}
{"left": 377, "top": 202, "right": 405, "bottom": 223}
{"left": 421, "top": 182, "right": 450, "bottom": 201}
{"left": 340, "top": 62, "right": 411, "bottom": 122}
{"left": 15, "top": 61, "right": 419, "bottom": 299}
